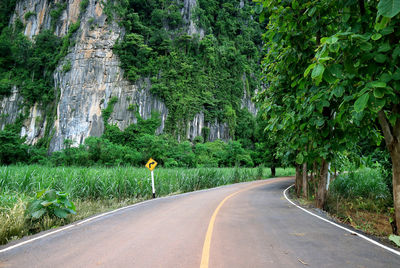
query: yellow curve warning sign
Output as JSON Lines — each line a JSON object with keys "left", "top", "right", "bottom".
{"left": 145, "top": 158, "right": 158, "bottom": 171}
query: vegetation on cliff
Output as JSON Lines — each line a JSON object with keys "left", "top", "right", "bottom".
{"left": 107, "top": 0, "right": 264, "bottom": 137}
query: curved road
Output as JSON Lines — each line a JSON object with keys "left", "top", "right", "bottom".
{"left": 1, "top": 177, "right": 400, "bottom": 267}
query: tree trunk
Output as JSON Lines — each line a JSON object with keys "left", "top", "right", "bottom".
{"left": 316, "top": 159, "right": 329, "bottom": 209}
{"left": 271, "top": 166, "right": 276, "bottom": 177}
{"left": 392, "top": 151, "right": 400, "bottom": 234}
{"left": 310, "top": 161, "right": 316, "bottom": 198}
{"left": 378, "top": 109, "right": 400, "bottom": 232}
{"left": 295, "top": 165, "right": 302, "bottom": 197}
{"left": 302, "top": 162, "right": 308, "bottom": 198}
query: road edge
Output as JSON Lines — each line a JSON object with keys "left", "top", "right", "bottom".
{"left": 283, "top": 184, "right": 400, "bottom": 257}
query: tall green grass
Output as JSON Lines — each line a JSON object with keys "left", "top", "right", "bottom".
{"left": 0, "top": 165, "right": 294, "bottom": 207}
{"left": 0, "top": 165, "right": 294, "bottom": 244}
{"left": 330, "top": 167, "right": 390, "bottom": 200}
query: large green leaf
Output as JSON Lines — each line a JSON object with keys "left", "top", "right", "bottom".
{"left": 354, "top": 93, "right": 370, "bottom": 112}
{"left": 254, "top": 4, "right": 263, "bottom": 14}
{"left": 360, "top": 42, "right": 373, "bottom": 51}
{"left": 333, "top": 86, "right": 344, "bottom": 98}
{"left": 45, "top": 189, "right": 57, "bottom": 200}
{"left": 304, "top": 63, "right": 316, "bottom": 77}
{"left": 315, "top": 118, "right": 325, "bottom": 127}
{"left": 36, "top": 189, "right": 46, "bottom": 198}
{"left": 371, "top": 98, "right": 386, "bottom": 112}
{"left": 329, "top": 64, "right": 343, "bottom": 78}
{"left": 367, "top": 81, "right": 386, "bottom": 88}
{"left": 393, "top": 46, "right": 400, "bottom": 60}
{"left": 31, "top": 208, "right": 46, "bottom": 219}
{"left": 378, "top": 43, "right": 391, "bottom": 53}
{"left": 312, "top": 64, "right": 325, "bottom": 85}
{"left": 393, "top": 69, "right": 400, "bottom": 80}
{"left": 380, "top": 73, "right": 392, "bottom": 82}
{"left": 54, "top": 208, "right": 69, "bottom": 219}
{"left": 374, "top": 54, "right": 387, "bottom": 63}
{"left": 374, "top": 88, "right": 385, "bottom": 98}
{"left": 377, "top": 0, "right": 400, "bottom": 18}
{"left": 389, "top": 234, "right": 400, "bottom": 247}
{"left": 295, "top": 153, "right": 304, "bottom": 164}
{"left": 371, "top": 33, "right": 382, "bottom": 40}
{"left": 323, "top": 68, "right": 336, "bottom": 84}
{"left": 40, "top": 200, "right": 54, "bottom": 207}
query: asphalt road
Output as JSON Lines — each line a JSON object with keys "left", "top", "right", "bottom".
{"left": 1, "top": 177, "right": 400, "bottom": 267}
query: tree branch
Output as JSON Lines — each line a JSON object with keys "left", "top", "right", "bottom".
{"left": 358, "top": 0, "right": 365, "bottom": 16}
{"left": 358, "top": 0, "right": 366, "bottom": 31}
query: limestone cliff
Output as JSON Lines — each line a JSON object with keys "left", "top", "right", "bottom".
{"left": 0, "top": 0, "right": 257, "bottom": 152}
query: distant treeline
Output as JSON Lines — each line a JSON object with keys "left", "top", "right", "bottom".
{"left": 0, "top": 112, "right": 275, "bottom": 168}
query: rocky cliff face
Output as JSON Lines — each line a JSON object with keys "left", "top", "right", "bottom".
{"left": 0, "top": 0, "right": 257, "bottom": 152}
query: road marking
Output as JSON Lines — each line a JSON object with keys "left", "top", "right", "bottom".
{"left": 200, "top": 178, "right": 289, "bottom": 268}
{"left": 283, "top": 184, "right": 400, "bottom": 257}
{"left": 200, "top": 190, "right": 240, "bottom": 268}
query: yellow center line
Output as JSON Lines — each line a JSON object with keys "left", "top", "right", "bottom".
{"left": 200, "top": 178, "right": 285, "bottom": 268}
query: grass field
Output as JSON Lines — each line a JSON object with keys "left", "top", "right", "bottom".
{"left": 0, "top": 165, "right": 294, "bottom": 244}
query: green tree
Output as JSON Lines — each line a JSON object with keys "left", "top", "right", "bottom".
{"left": 303, "top": 0, "right": 400, "bottom": 231}
{"left": 0, "top": 129, "right": 28, "bottom": 164}
{"left": 258, "top": 0, "right": 400, "bottom": 231}
{"left": 256, "top": 0, "right": 372, "bottom": 206}
{"left": 254, "top": 113, "right": 280, "bottom": 177}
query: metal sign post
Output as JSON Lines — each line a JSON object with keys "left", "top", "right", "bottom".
{"left": 151, "top": 170, "right": 155, "bottom": 198}
{"left": 145, "top": 158, "right": 158, "bottom": 198}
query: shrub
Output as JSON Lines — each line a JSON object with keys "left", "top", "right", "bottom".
{"left": 257, "top": 164, "right": 263, "bottom": 179}
{"left": 330, "top": 166, "right": 390, "bottom": 200}
{"left": 26, "top": 189, "right": 76, "bottom": 220}
{"left": 62, "top": 60, "right": 71, "bottom": 72}
{"left": 28, "top": 146, "right": 48, "bottom": 164}
{"left": 24, "top": 11, "right": 36, "bottom": 20}
{"left": 0, "top": 129, "right": 28, "bottom": 165}
{"left": 80, "top": 0, "right": 89, "bottom": 12}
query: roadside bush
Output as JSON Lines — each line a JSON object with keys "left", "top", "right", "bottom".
{"left": 26, "top": 189, "right": 76, "bottom": 220}
{"left": 330, "top": 166, "right": 390, "bottom": 200}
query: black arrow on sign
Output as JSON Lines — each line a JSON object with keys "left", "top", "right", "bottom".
{"left": 149, "top": 162, "right": 156, "bottom": 168}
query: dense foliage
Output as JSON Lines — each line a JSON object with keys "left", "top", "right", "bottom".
{"left": 0, "top": 0, "right": 84, "bottom": 154}
{"left": 256, "top": 0, "right": 400, "bottom": 230}
{"left": 107, "top": 0, "right": 264, "bottom": 137}
{"left": 0, "top": 104, "right": 283, "bottom": 170}
{"left": 0, "top": 28, "right": 60, "bottom": 104}
{"left": 0, "top": 0, "right": 80, "bottom": 104}
{"left": 0, "top": 0, "right": 17, "bottom": 31}
{"left": 3, "top": 115, "right": 257, "bottom": 168}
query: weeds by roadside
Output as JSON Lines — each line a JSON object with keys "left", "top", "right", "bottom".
{"left": 290, "top": 164, "right": 400, "bottom": 247}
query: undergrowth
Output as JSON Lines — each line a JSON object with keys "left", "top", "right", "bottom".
{"left": 326, "top": 166, "right": 394, "bottom": 238}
